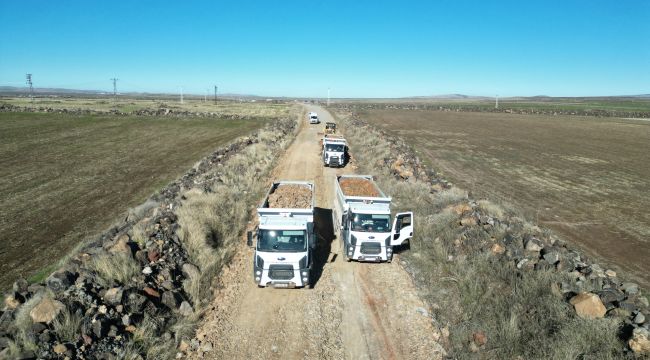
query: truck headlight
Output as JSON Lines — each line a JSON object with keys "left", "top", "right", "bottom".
{"left": 302, "top": 277, "right": 309, "bottom": 283}
{"left": 386, "top": 247, "right": 392, "bottom": 253}
{"left": 255, "top": 277, "right": 261, "bottom": 282}
{"left": 255, "top": 270, "right": 262, "bottom": 276}
{"left": 301, "top": 271, "right": 308, "bottom": 276}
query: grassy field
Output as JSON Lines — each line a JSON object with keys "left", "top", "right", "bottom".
{"left": 358, "top": 109, "right": 650, "bottom": 287}
{"left": 0, "top": 109, "right": 280, "bottom": 289}
{"left": 338, "top": 96, "right": 650, "bottom": 113}
{"left": 1, "top": 96, "right": 292, "bottom": 117}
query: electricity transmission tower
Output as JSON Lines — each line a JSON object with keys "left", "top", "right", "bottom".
{"left": 110, "top": 78, "right": 118, "bottom": 100}
{"left": 214, "top": 85, "right": 218, "bottom": 104}
{"left": 26, "top": 74, "right": 34, "bottom": 100}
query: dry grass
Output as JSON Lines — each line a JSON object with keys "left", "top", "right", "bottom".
{"left": 335, "top": 111, "right": 628, "bottom": 359}
{"left": 88, "top": 252, "right": 140, "bottom": 288}
{"left": 177, "top": 121, "right": 296, "bottom": 306}
{"left": 52, "top": 306, "right": 82, "bottom": 343}
{"left": 359, "top": 109, "right": 650, "bottom": 288}
{"left": 2, "top": 97, "right": 292, "bottom": 118}
{"left": 0, "top": 110, "right": 272, "bottom": 290}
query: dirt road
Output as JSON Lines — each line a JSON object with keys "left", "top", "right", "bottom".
{"left": 189, "top": 106, "right": 445, "bottom": 359}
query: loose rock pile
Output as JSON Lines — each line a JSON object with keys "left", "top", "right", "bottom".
{"left": 267, "top": 185, "right": 312, "bottom": 209}
{"left": 0, "top": 117, "right": 297, "bottom": 359}
{"left": 343, "top": 112, "right": 650, "bottom": 356}
{"left": 339, "top": 177, "right": 381, "bottom": 197}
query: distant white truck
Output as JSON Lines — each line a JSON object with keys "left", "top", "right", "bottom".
{"left": 322, "top": 136, "right": 347, "bottom": 167}
{"left": 247, "top": 181, "right": 315, "bottom": 288}
{"left": 333, "top": 175, "right": 413, "bottom": 262}
{"left": 308, "top": 112, "right": 320, "bottom": 124}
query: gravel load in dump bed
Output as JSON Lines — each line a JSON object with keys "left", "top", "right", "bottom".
{"left": 339, "top": 177, "right": 380, "bottom": 197}
{"left": 268, "top": 184, "right": 312, "bottom": 208}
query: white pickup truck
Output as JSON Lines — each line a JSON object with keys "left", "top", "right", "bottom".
{"left": 248, "top": 181, "right": 315, "bottom": 288}
{"left": 333, "top": 175, "right": 413, "bottom": 262}
{"left": 322, "top": 136, "right": 347, "bottom": 167}
{"left": 308, "top": 112, "right": 320, "bottom": 124}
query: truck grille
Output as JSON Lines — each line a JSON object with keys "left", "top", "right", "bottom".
{"left": 360, "top": 242, "right": 381, "bottom": 255}
{"left": 268, "top": 265, "right": 294, "bottom": 280}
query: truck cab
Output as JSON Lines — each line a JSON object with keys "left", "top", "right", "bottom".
{"left": 333, "top": 175, "right": 414, "bottom": 262}
{"left": 248, "top": 181, "right": 315, "bottom": 288}
{"left": 322, "top": 137, "right": 347, "bottom": 167}
{"left": 308, "top": 112, "right": 320, "bottom": 124}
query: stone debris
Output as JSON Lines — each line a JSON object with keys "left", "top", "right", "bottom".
{"left": 267, "top": 184, "right": 312, "bottom": 208}
{"left": 570, "top": 293, "right": 607, "bottom": 319}
{"left": 339, "top": 177, "right": 380, "bottom": 197}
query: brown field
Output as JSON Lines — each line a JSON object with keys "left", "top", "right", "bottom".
{"left": 359, "top": 109, "right": 650, "bottom": 287}
{"left": 0, "top": 109, "right": 279, "bottom": 289}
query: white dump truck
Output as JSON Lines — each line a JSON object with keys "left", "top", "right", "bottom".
{"left": 247, "top": 181, "right": 315, "bottom": 288}
{"left": 322, "top": 136, "right": 347, "bottom": 167}
{"left": 308, "top": 111, "right": 320, "bottom": 124}
{"left": 333, "top": 175, "right": 413, "bottom": 262}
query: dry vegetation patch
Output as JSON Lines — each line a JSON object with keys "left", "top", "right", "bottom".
{"left": 356, "top": 109, "right": 650, "bottom": 289}
{"left": 334, "top": 109, "right": 644, "bottom": 358}
{"left": 0, "top": 110, "right": 274, "bottom": 289}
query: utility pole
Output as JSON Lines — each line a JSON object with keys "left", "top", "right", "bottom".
{"left": 495, "top": 94, "right": 499, "bottom": 109}
{"left": 214, "top": 85, "right": 218, "bottom": 104}
{"left": 180, "top": 87, "right": 184, "bottom": 104}
{"left": 327, "top": 88, "right": 331, "bottom": 106}
{"left": 110, "top": 78, "right": 118, "bottom": 101}
{"left": 26, "top": 74, "right": 34, "bottom": 101}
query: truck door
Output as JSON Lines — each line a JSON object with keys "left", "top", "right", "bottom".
{"left": 391, "top": 212, "right": 414, "bottom": 246}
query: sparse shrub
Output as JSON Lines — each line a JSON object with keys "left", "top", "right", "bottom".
{"left": 52, "top": 306, "right": 82, "bottom": 343}
{"left": 333, "top": 110, "right": 629, "bottom": 359}
{"left": 88, "top": 252, "right": 140, "bottom": 287}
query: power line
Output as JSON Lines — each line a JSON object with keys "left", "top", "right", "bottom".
{"left": 26, "top": 74, "right": 34, "bottom": 100}
{"left": 110, "top": 78, "right": 118, "bottom": 100}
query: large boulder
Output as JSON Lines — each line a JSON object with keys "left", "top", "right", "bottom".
{"left": 46, "top": 270, "right": 75, "bottom": 293}
{"left": 182, "top": 263, "right": 200, "bottom": 280}
{"left": 629, "top": 327, "right": 650, "bottom": 355}
{"left": 104, "top": 287, "right": 124, "bottom": 306}
{"left": 570, "top": 293, "right": 606, "bottom": 319}
{"left": 29, "top": 298, "right": 65, "bottom": 324}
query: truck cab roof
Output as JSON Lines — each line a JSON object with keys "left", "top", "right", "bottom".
{"left": 349, "top": 202, "right": 391, "bottom": 214}
{"left": 258, "top": 216, "right": 309, "bottom": 230}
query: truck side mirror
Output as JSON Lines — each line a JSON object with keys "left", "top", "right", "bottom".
{"left": 247, "top": 231, "right": 253, "bottom": 247}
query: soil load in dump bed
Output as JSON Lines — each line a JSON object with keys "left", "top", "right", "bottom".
{"left": 267, "top": 184, "right": 312, "bottom": 208}
{"left": 339, "top": 178, "right": 380, "bottom": 197}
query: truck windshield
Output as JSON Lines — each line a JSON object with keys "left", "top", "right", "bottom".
{"left": 325, "top": 144, "right": 345, "bottom": 152}
{"left": 350, "top": 213, "right": 391, "bottom": 233}
{"left": 258, "top": 230, "right": 307, "bottom": 252}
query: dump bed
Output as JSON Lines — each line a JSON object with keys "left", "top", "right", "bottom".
{"left": 258, "top": 181, "right": 314, "bottom": 220}
{"left": 335, "top": 175, "right": 391, "bottom": 209}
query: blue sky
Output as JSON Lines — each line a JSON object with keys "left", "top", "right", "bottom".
{"left": 0, "top": 0, "right": 648, "bottom": 97}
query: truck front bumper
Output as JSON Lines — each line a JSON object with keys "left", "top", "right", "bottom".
{"left": 255, "top": 267, "right": 310, "bottom": 288}
{"left": 345, "top": 243, "right": 392, "bottom": 262}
